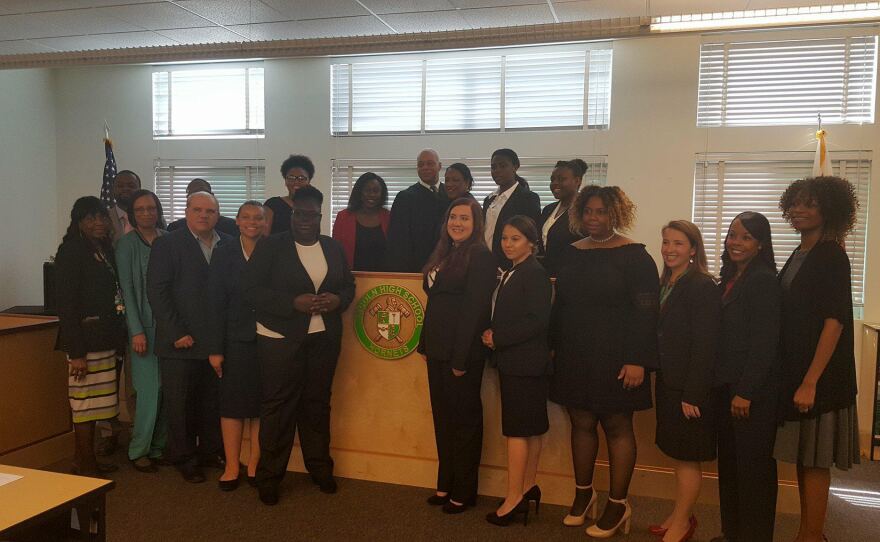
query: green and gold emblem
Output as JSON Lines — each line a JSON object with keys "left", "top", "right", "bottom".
{"left": 354, "top": 285, "right": 424, "bottom": 360}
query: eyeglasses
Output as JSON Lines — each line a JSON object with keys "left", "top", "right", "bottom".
{"left": 285, "top": 175, "right": 310, "bottom": 183}
{"left": 292, "top": 210, "right": 321, "bottom": 221}
{"left": 133, "top": 206, "right": 158, "bottom": 214}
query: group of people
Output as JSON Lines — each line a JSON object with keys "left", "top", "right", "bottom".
{"left": 54, "top": 147, "right": 860, "bottom": 542}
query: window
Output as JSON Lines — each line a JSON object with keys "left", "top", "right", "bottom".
{"left": 155, "top": 159, "right": 266, "bottom": 221}
{"left": 692, "top": 151, "right": 870, "bottom": 306}
{"left": 330, "top": 46, "right": 612, "bottom": 135}
{"left": 152, "top": 65, "right": 265, "bottom": 138}
{"left": 697, "top": 36, "right": 877, "bottom": 126}
{"left": 329, "top": 156, "right": 608, "bottom": 228}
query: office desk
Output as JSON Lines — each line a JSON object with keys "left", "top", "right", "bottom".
{"left": 0, "top": 464, "right": 114, "bottom": 541}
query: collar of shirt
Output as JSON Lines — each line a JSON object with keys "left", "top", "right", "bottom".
{"left": 489, "top": 182, "right": 518, "bottom": 206}
{"left": 188, "top": 226, "right": 220, "bottom": 249}
{"left": 418, "top": 179, "right": 439, "bottom": 193}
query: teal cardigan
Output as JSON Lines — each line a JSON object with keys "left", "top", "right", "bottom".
{"left": 116, "top": 229, "right": 166, "bottom": 337}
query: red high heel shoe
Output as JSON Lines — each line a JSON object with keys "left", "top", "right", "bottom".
{"left": 651, "top": 515, "right": 697, "bottom": 540}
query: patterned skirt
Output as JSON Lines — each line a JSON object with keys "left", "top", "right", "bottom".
{"left": 68, "top": 350, "right": 119, "bottom": 424}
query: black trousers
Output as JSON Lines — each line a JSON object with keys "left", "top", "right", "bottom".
{"left": 159, "top": 357, "right": 221, "bottom": 465}
{"left": 715, "top": 384, "right": 778, "bottom": 542}
{"left": 426, "top": 358, "right": 484, "bottom": 503}
{"left": 256, "top": 332, "right": 340, "bottom": 489}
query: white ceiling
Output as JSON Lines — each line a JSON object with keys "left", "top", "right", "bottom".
{"left": 0, "top": 1, "right": 861, "bottom": 57}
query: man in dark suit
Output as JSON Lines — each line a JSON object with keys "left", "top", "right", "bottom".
{"left": 166, "top": 178, "right": 239, "bottom": 236}
{"left": 242, "top": 185, "right": 355, "bottom": 505}
{"left": 385, "top": 149, "right": 449, "bottom": 272}
{"left": 147, "top": 191, "right": 231, "bottom": 483}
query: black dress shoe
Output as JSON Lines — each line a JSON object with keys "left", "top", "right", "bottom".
{"left": 151, "top": 456, "right": 173, "bottom": 467}
{"left": 317, "top": 477, "right": 337, "bottom": 494}
{"left": 258, "top": 485, "right": 279, "bottom": 505}
{"left": 178, "top": 464, "right": 206, "bottom": 484}
{"left": 218, "top": 477, "right": 240, "bottom": 491}
{"left": 709, "top": 537, "right": 734, "bottom": 542}
{"left": 427, "top": 494, "right": 450, "bottom": 506}
{"left": 442, "top": 497, "right": 476, "bottom": 514}
{"left": 130, "top": 457, "right": 157, "bottom": 473}
{"left": 199, "top": 454, "right": 226, "bottom": 470}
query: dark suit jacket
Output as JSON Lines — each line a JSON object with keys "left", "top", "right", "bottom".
{"left": 54, "top": 237, "right": 126, "bottom": 358}
{"left": 385, "top": 183, "right": 448, "bottom": 273}
{"left": 657, "top": 272, "right": 721, "bottom": 406}
{"left": 205, "top": 240, "right": 258, "bottom": 354}
{"left": 241, "top": 233, "right": 355, "bottom": 343}
{"left": 420, "top": 245, "right": 498, "bottom": 371}
{"left": 538, "top": 201, "right": 583, "bottom": 276}
{"left": 778, "top": 241, "right": 856, "bottom": 420}
{"left": 489, "top": 256, "right": 552, "bottom": 377}
{"left": 714, "top": 263, "right": 781, "bottom": 400}
{"left": 482, "top": 181, "right": 542, "bottom": 267}
{"left": 168, "top": 215, "right": 239, "bottom": 237}
{"left": 146, "top": 227, "right": 232, "bottom": 359}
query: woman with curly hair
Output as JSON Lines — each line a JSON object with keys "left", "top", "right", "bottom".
{"left": 549, "top": 185, "right": 659, "bottom": 537}
{"left": 774, "top": 176, "right": 859, "bottom": 542}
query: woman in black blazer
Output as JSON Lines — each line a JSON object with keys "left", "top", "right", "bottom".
{"left": 483, "top": 148, "right": 542, "bottom": 267}
{"left": 242, "top": 186, "right": 356, "bottom": 505}
{"left": 774, "top": 177, "right": 860, "bottom": 542}
{"left": 207, "top": 201, "right": 266, "bottom": 491}
{"left": 651, "top": 220, "right": 720, "bottom": 542}
{"left": 482, "top": 216, "right": 552, "bottom": 527}
{"left": 55, "top": 196, "right": 126, "bottom": 476}
{"left": 420, "top": 197, "right": 498, "bottom": 514}
{"left": 711, "top": 211, "right": 780, "bottom": 542}
{"left": 539, "top": 159, "right": 586, "bottom": 276}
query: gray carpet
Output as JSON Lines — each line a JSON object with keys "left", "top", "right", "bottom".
{"left": 41, "top": 450, "right": 880, "bottom": 542}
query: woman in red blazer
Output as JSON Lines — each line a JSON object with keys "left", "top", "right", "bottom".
{"left": 332, "top": 172, "right": 390, "bottom": 271}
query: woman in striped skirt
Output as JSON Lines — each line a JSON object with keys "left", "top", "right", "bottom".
{"left": 55, "top": 196, "right": 127, "bottom": 476}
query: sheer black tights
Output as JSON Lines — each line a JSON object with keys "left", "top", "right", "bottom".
{"left": 567, "top": 407, "right": 637, "bottom": 501}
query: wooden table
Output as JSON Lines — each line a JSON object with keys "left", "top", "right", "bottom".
{"left": 0, "top": 465, "right": 114, "bottom": 541}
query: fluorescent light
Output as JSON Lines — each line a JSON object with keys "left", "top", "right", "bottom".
{"left": 652, "top": 3, "right": 880, "bottom": 32}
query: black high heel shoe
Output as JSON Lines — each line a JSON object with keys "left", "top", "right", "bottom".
{"left": 523, "top": 485, "right": 542, "bottom": 515}
{"left": 486, "top": 499, "right": 529, "bottom": 527}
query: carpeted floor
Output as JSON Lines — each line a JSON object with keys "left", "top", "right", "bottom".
{"left": 38, "top": 448, "right": 879, "bottom": 542}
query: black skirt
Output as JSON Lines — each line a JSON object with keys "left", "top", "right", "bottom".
{"left": 500, "top": 373, "right": 549, "bottom": 438}
{"left": 219, "top": 340, "right": 261, "bottom": 419}
{"left": 654, "top": 379, "right": 717, "bottom": 462}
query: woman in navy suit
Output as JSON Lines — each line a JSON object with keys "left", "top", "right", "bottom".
{"left": 539, "top": 159, "right": 586, "bottom": 275}
{"left": 207, "top": 201, "right": 266, "bottom": 490}
{"left": 420, "top": 197, "right": 498, "bottom": 514}
{"left": 711, "top": 211, "right": 780, "bottom": 542}
{"left": 482, "top": 215, "right": 552, "bottom": 527}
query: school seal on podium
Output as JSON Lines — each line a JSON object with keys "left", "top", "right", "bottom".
{"left": 353, "top": 284, "right": 424, "bottom": 360}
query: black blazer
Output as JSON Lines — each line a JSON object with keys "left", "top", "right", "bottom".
{"left": 657, "top": 272, "right": 721, "bottom": 406}
{"left": 241, "top": 233, "right": 355, "bottom": 343}
{"left": 714, "top": 263, "right": 781, "bottom": 400}
{"left": 146, "top": 227, "right": 232, "bottom": 359}
{"left": 54, "top": 237, "right": 125, "bottom": 359}
{"left": 778, "top": 241, "right": 856, "bottom": 420}
{"left": 167, "top": 215, "right": 239, "bottom": 237}
{"left": 482, "top": 181, "right": 542, "bottom": 267}
{"left": 538, "top": 201, "right": 583, "bottom": 276}
{"left": 420, "top": 245, "right": 498, "bottom": 371}
{"left": 489, "top": 256, "right": 552, "bottom": 377}
{"left": 205, "top": 240, "right": 258, "bottom": 354}
{"left": 385, "top": 183, "right": 449, "bottom": 273}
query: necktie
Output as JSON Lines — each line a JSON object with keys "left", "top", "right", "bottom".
{"left": 430, "top": 185, "right": 437, "bottom": 194}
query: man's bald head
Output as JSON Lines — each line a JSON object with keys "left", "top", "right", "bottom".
{"left": 417, "top": 148, "right": 441, "bottom": 186}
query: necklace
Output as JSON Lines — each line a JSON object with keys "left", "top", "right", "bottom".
{"left": 588, "top": 231, "right": 617, "bottom": 243}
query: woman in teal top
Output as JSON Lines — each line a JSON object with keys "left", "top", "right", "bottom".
{"left": 116, "top": 189, "right": 168, "bottom": 472}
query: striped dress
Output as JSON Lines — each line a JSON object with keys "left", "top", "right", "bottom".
{"left": 68, "top": 350, "right": 119, "bottom": 424}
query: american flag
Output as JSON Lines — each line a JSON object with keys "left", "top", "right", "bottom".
{"left": 100, "top": 133, "right": 117, "bottom": 209}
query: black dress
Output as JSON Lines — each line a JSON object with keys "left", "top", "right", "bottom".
{"left": 550, "top": 244, "right": 659, "bottom": 413}
{"left": 264, "top": 196, "right": 293, "bottom": 235}
{"left": 353, "top": 222, "right": 386, "bottom": 272}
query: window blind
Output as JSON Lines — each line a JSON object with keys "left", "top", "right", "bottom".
{"left": 329, "top": 156, "right": 608, "bottom": 229}
{"left": 697, "top": 36, "right": 877, "bottom": 127}
{"left": 152, "top": 65, "right": 265, "bottom": 138}
{"left": 330, "top": 45, "right": 612, "bottom": 135}
{"left": 692, "top": 152, "right": 870, "bottom": 306}
{"left": 154, "top": 159, "right": 266, "bottom": 221}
